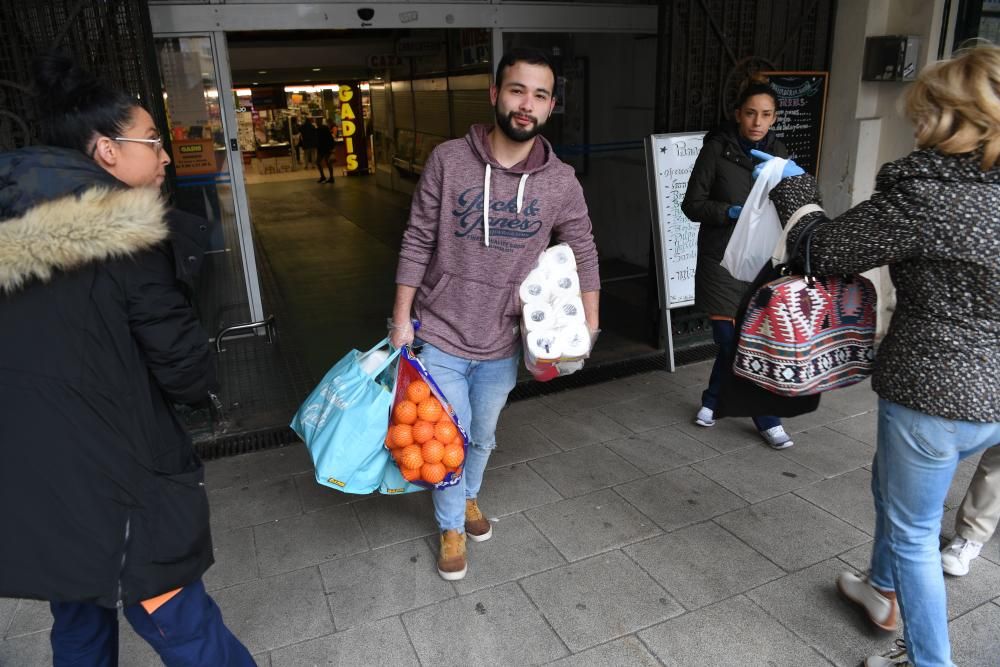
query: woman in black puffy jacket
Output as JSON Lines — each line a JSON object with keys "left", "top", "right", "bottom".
{"left": 0, "top": 55, "right": 254, "bottom": 666}
{"left": 681, "top": 80, "right": 794, "bottom": 449}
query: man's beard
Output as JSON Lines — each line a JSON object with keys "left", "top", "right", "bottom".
{"left": 495, "top": 106, "right": 546, "bottom": 142}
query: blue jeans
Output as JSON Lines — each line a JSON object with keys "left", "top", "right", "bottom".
{"left": 416, "top": 341, "right": 519, "bottom": 531}
{"left": 50, "top": 580, "right": 255, "bottom": 667}
{"left": 701, "top": 319, "right": 780, "bottom": 431}
{"left": 867, "top": 399, "right": 1000, "bottom": 667}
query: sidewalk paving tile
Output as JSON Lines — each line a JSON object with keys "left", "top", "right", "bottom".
{"left": 0, "top": 631, "right": 50, "bottom": 666}
{"left": 716, "top": 494, "right": 869, "bottom": 571}
{"left": 241, "top": 444, "right": 314, "bottom": 484}
{"left": 543, "top": 635, "right": 661, "bottom": 667}
{"left": 745, "top": 559, "right": 903, "bottom": 666}
{"left": 4, "top": 600, "right": 50, "bottom": 638}
{"left": 826, "top": 411, "right": 878, "bottom": 446}
{"left": 597, "top": 392, "right": 695, "bottom": 432}
{"left": 543, "top": 381, "right": 652, "bottom": 415}
{"left": 524, "top": 488, "right": 662, "bottom": 562}
{"left": 402, "top": 582, "right": 569, "bottom": 666}
{"left": 672, "top": 417, "right": 761, "bottom": 453}
{"left": 477, "top": 462, "right": 563, "bottom": 517}
{"left": 352, "top": 490, "right": 437, "bottom": 549}
{"left": 783, "top": 406, "right": 853, "bottom": 434}
{"left": 615, "top": 467, "right": 747, "bottom": 532}
{"left": 319, "top": 538, "right": 453, "bottom": 630}
{"left": 0, "top": 598, "right": 17, "bottom": 638}
{"left": 779, "top": 426, "right": 875, "bottom": 476}
{"left": 795, "top": 468, "right": 877, "bottom": 535}
{"left": 520, "top": 550, "right": 683, "bottom": 652}
{"left": 204, "top": 526, "right": 258, "bottom": 591}
{"left": 821, "top": 380, "right": 876, "bottom": 417}
{"left": 449, "top": 513, "right": 566, "bottom": 594}
{"left": 527, "top": 444, "right": 644, "bottom": 498}
{"left": 625, "top": 521, "right": 785, "bottom": 610}
{"left": 496, "top": 397, "right": 560, "bottom": 430}
{"left": 531, "top": 412, "right": 633, "bottom": 451}
{"left": 692, "top": 446, "right": 823, "bottom": 503}
{"left": 208, "top": 477, "right": 302, "bottom": 532}
{"left": 269, "top": 617, "right": 419, "bottom": 667}
{"left": 604, "top": 426, "right": 719, "bottom": 474}
{"left": 254, "top": 504, "right": 368, "bottom": 577}
{"left": 639, "top": 595, "right": 831, "bottom": 665}
{"left": 488, "top": 423, "right": 561, "bottom": 468}
{"left": 940, "top": 556, "right": 1000, "bottom": 620}
{"left": 211, "top": 567, "right": 334, "bottom": 654}
{"left": 293, "top": 472, "right": 364, "bottom": 512}
{"left": 949, "top": 602, "right": 1000, "bottom": 667}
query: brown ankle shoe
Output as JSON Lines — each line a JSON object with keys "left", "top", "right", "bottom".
{"left": 437, "top": 530, "right": 467, "bottom": 581}
{"left": 465, "top": 499, "right": 493, "bottom": 542}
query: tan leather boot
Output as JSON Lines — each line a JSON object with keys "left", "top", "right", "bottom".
{"left": 465, "top": 498, "right": 493, "bottom": 542}
{"left": 437, "top": 529, "right": 467, "bottom": 581}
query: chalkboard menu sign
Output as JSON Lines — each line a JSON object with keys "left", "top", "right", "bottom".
{"left": 645, "top": 132, "right": 706, "bottom": 309}
{"left": 764, "top": 72, "right": 828, "bottom": 177}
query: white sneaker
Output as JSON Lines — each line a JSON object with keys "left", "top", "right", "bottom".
{"left": 941, "top": 536, "right": 983, "bottom": 576}
{"left": 694, "top": 406, "right": 715, "bottom": 427}
{"left": 760, "top": 425, "right": 793, "bottom": 449}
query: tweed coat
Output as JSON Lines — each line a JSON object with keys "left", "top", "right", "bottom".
{"left": 771, "top": 149, "right": 1000, "bottom": 422}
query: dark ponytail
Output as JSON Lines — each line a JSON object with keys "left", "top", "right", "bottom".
{"left": 734, "top": 76, "right": 779, "bottom": 111}
{"left": 32, "top": 52, "right": 138, "bottom": 155}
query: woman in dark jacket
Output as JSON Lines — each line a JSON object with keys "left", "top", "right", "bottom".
{"left": 758, "top": 46, "right": 1000, "bottom": 667}
{"left": 681, "top": 81, "right": 794, "bottom": 448}
{"left": 0, "top": 56, "right": 254, "bottom": 665}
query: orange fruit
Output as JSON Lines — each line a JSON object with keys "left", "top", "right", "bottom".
{"left": 393, "top": 400, "right": 417, "bottom": 425}
{"left": 421, "top": 439, "right": 444, "bottom": 464}
{"left": 451, "top": 435, "right": 464, "bottom": 449}
{"left": 389, "top": 424, "right": 413, "bottom": 449}
{"left": 442, "top": 443, "right": 464, "bottom": 468}
{"left": 399, "top": 445, "right": 423, "bottom": 470}
{"left": 406, "top": 380, "right": 431, "bottom": 404}
{"left": 401, "top": 466, "right": 421, "bottom": 481}
{"left": 417, "top": 397, "right": 443, "bottom": 423}
{"left": 434, "top": 420, "right": 458, "bottom": 443}
{"left": 412, "top": 420, "right": 435, "bottom": 444}
{"left": 421, "top": 462, "right": 447, "bottom": 484}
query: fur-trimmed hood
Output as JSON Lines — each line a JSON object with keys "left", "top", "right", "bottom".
{"left": 0, "top": 146, "right": 167, "bottom": 294}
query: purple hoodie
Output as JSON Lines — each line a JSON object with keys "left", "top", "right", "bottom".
{"left": 396, "top": 124, "right": 600, "bottom": 360}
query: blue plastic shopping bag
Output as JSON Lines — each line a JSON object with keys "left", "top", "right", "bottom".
{"left": 291, "top": 338, "right": 400, "bottom": 494}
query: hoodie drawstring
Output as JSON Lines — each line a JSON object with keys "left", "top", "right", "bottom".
{"left": 483, "top": 164, "right": 491, "bottom": 247}
{"left": 482, "top": 166, "right": 530, "bottom": 249}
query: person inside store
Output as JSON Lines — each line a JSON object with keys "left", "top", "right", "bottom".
{"left": 755, "top": 44, "right": 1000, "bottom": 667}
{"left": 0, "top": 53, "right": 255, "bottom": 666}
{"left": 680, "top": 78, "right": 795, "bottom": 449}
{"left": 316, "top": 117, "right": 336, "bottom": 184}
{"left": 298, "top": 115, "right": 317, "bottom": 168}
{"left": 388, "top": 47, "right": 600, "bottom": 581}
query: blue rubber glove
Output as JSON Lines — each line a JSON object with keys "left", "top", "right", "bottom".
{"left": 727, "top": 205, "right": 742, "bottom": 220}
{"left": 750, "top": 149, "right": 805, "bottom": 180}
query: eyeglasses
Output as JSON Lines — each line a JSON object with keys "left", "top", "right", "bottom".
{"left": 114, "top": 136, "right": 164, "bottom": 152}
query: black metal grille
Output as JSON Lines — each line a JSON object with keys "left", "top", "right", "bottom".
{"left": 0, "top": 0, "right": 167, "bottom": 152}
{"left": 654, "top": 0, "right": 836, "bottom": 132}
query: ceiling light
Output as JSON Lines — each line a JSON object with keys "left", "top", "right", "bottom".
{"left": 258, "top": 70, "right": 267, "bottom": 74}
{"left": 312, "top": 68, "right": 321, "bottom": 72}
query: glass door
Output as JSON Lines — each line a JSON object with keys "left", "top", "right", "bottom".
{"left": 154, "top": 33, "right": 264, "bottom": 334}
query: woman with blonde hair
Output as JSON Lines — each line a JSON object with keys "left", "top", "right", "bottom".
{"left": 754, "top": 44, "right": 1000, "bottom": 667}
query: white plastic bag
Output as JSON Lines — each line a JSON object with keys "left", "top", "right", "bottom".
{"left": 720, "top": 157, "right": 787, "bottom": 282}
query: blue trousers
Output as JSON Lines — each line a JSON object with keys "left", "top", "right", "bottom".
{"left": 416, "top": 341, "right": 519, "bottom": 532}
{"left": 50, "top": 580, "right": 255, "bottom": 667}
{"left": 867, "top": 399, "right": 1000, "bottom": 667}
{"left": 701, "top": 319, "right": 780, "bottom": 431}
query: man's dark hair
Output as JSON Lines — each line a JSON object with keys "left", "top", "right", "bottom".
{"left": 494, "top": 48, "right": 558, "bottom": 90}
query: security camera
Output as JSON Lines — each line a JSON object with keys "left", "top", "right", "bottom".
{"left": 357, "top": 7, "right": 374, "bottom": 21}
